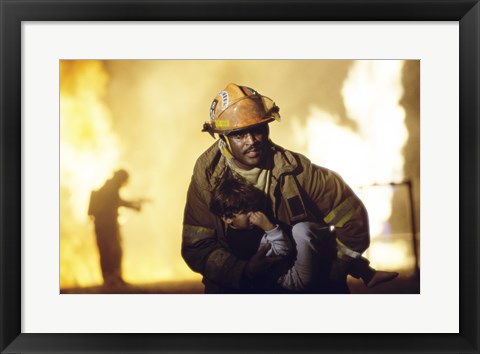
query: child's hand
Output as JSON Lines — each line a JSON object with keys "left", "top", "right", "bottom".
{"left": 249, "top": 211, "right": 275, "bottom": 232}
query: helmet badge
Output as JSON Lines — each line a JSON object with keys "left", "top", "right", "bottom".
{"left": 210, "top": 99, "right": 218, "bottom": 121}
{"left": 219, "top": 90, "right": 229, "bottom": 109}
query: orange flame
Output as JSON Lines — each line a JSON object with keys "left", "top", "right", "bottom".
{"left": 294, "top": 61, "right": 411, "bottom": 270}
{"left": 60, "top": 60, "right": 202, "bottom": 288}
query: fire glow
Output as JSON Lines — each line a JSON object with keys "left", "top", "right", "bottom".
{"left": 295, "top": 61, "right": 411, "bottom": 270}
{"left": 60, "top": 60, "right": 416, "bottom": 289}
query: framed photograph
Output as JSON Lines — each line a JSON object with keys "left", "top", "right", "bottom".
{"left": 1, "top": 0, "right": 478, "bottom": 353}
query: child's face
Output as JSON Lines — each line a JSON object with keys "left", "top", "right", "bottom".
{"left": 223, "top": 212, "right": 253, "bottom": 230}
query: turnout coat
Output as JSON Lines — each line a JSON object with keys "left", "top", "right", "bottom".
{"left": 181, "top": 141, "right": 370, "bottom": 293}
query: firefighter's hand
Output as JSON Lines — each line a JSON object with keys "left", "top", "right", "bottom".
{"left": 330, "top": 257, "right": 351, "bottom": 282}
{"left": 244, "top": 243, "right": 283, "bottom": 279}
{"left": 130, "top": 200, "right": 143, "bottom": 211}
{"left": 131, "top": 198, "right": 152, "bottom": 211}
{"left": 249, "top": 211, "right": 276, "bottom": 232}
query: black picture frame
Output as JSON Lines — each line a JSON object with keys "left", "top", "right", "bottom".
{"left": 1, "top": 1, "right": 478, "bottom": 353}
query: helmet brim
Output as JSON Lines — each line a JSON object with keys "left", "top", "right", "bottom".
{"left": 216, "top": 116, "right": 276, "bottom": 135}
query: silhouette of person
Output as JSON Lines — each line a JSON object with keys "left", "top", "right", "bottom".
{"left": 88, "top": 169, "right": 142, "bottom": 286}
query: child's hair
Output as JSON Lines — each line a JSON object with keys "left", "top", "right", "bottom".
{"left": 210, "top": 173, "right": 266, "bottom": 218}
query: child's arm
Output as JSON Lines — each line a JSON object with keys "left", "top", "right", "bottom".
{"left": 249, "top": 212, "right": 292, "bottom": 256}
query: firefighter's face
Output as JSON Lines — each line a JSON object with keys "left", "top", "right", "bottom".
{"left": 226, "top": 124, "right": 269, "bottom": 170}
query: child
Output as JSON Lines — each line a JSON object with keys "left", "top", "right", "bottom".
{"left": 210, "top": 174, "right": 398, "bottom": 292}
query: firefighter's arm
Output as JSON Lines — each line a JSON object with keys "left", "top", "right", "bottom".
{"left": 308, "top": 164, "right": 370, "bottom": 257}
{"left": 119, "top": 199, "right": 143, "bottom": 211}
{"left": 181, "top": 177, "right": 248, "bottom": 290}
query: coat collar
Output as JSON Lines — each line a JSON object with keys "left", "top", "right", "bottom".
{"left": 269, "top": 142, "right": 298, "bottom": 177}
{"left": 201, "top": 140, "right": 298, "bottom": 189}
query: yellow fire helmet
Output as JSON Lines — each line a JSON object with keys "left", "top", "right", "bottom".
{"left": 202, "top": 83, "right": 280, "bottom": 137}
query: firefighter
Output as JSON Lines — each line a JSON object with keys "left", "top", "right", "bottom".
{"left": 182, "top": 83, "right": 374, "bottom": 293}
{"left": 88, "top": 169, "right": 143, "bottom": 287}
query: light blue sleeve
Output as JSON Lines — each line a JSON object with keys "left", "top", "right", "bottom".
{"left": 261, "top": 225, "right": 292, "bottom": 257}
